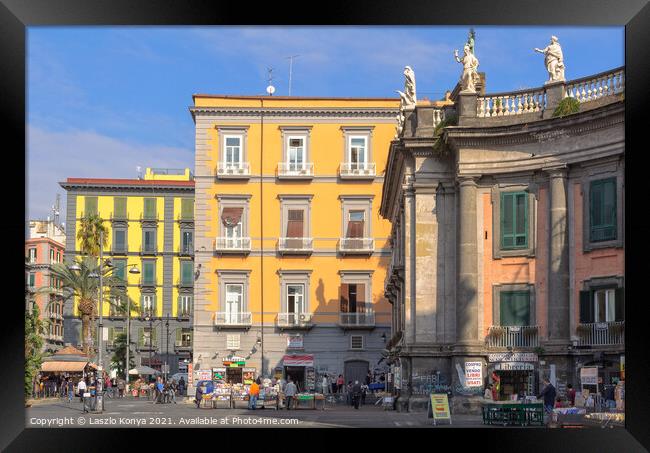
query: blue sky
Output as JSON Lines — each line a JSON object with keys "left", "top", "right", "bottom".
{"left": 26, "top": 26, "right": 623, "bottom": 220}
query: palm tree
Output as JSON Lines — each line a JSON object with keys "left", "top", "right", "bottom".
{"left": 76, "top": 214, "right": 108, "bottom": 257}
{"left": 38, "top": 258, "right": 131, "bottom": 356}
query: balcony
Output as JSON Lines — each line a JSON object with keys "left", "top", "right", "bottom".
{"left": 139, "top": 245, "right": 158, "bottom": 256}
{"left": 577, "top": 322, "right": 624, "bottom": 347}
{"left": 178, "top": 245, "right": 194, "bottom": 256}
{"left": 215, "top": 237, "right": 251, "bottom": 254}
{"left": 111, "top": 247, "right": 128, "bottom": 256}
{"left": 277, "top": 162, "right": 314, "bottom": 179}
{"left": 177, "top": 309, "right": 191, "bottom": 319}
{"left": 278, "top": 237, "right": 313, "bottom": 255}
{"left": 338, "top": 238, "right": 375, "bottom": 255}
{"left": 486, "top": 325, "right": 539, "bottom": 348}
{"left": 139, "top": 213, "right": 159, "bottom": 222}
{"left": 110, "top": 212, "right": 128, "bottom": 221}
{"left": 214, "top": 312, "right": 252, "bottom": 328}
{"left": 339, "top": 162, "right": 376, "bottom": 179}
{"left": 139, "top": 308, "right": 156, "bottom": 318}
{"left": 277, "top": 313, "right": 314, "bottom": 329}
{"left": 216, "top": 162, "right": 251, "bottom": 179}
{"left": 339, "top": 312, "right": 376, "bottom": 329}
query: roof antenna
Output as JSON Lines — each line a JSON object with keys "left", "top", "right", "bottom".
{"left": 286, "top": 55, "right": 300, "bottom": 96}
{"left": 266, "top": 67, "right": 276, "bottom": 96}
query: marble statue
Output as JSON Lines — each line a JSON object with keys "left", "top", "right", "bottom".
{"left": 395, "top": 111, "right": 405, "bottom": 139}
{"left": 396, "top": 65, "right": 417, "bottom": 109}
{"left": 534, "top": 36, "right": 565, "bottom": 83}
{"left": 454, "top": 44, "right": 480, "bottom": 93}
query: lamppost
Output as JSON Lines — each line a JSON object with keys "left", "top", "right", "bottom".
{"left": 126, "top": 264, "right": 141, "bottom": 391}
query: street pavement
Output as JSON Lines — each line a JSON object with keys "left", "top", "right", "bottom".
{"left": 25, "top": 396, "right": 501, "bottom": 428}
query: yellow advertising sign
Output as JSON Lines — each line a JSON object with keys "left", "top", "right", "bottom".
{"left": 429, "top": 393, "right": 452, "bottom": 425}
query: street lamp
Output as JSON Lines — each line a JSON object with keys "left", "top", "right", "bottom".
{"left": 126, "top": 265, "right": 140, "bottom": 391}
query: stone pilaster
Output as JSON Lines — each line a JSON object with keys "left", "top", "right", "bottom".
{"left": 456, "top": 176, "right": 479, "bottom": 345}
{"left": 542, "top": 81, "right": 566, "bottom": 119}
{"left": 546, "top": 167, "right": 570, "bottom": 346}
{"left": 403, "top": 186, "right": 416, "bottom": 346}
{"left": 457, "top": 92, "right": 478, "bottom": 126}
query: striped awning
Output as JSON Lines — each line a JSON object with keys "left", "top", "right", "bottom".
{"left": 283, "top": 354, "right": 314, "bottom": 367}
{"left": 41, "top": 361, "right": 89, "bottom": 372}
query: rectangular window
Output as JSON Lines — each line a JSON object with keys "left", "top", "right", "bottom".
{"left": 143, "top": 229, "right": 156, "bottom": 253}
{"left": 287, "top": 137, "right": 305, "bottom": 171}
{"left": 113, "top": 229, "right": 126, "bottom": 253}
{"left": 590, "top": 178, "right": 617, "bottom": 242}
{"left": 580, "top": 288, "right": 624, "bottom": 323}
{"left": 177, "top": 328, "right": 192, "bottom": 347}
{"left": 28, "top": 248, "right": 37, "bottom": 263}
{"left": 178, "top": 295, "right": 192, "bottom": 317}
{"left": 84, "top": 197, "right": 98, "bottom": 216}
{"left": 143, "top": 198, "right": 157, "bottom": 220}
{"left": 142, "top": 261, "right": 155, "bottom": 285}
{"left": 141, "top": 327, "right": 156, "bottom": 347}
{"left": 225, "top": 284, "right": 243, "bottom": 323}
{"left": 594, "top": 288, "right": 616, "bottom": 322}
{"left": 56, "top": 251, "right": 61, "bottom": 262}
{"left": 112, "top": 259, "right": 127, "bottom": 283}
{"left": 142, "top": 294, "right": 155, "bottom": 316}
{"left": 181, "top": 230, "right": 193, "bottom": 254}
{"left": 347, "top": 210, "right": 365, "bottom": 238}
{"left": 180, "top": 261, "right": 193, "bottom": 286}
{"left": 181, "top": 198, "right": 193, "bottom": 220}
{"left": 499, "top": 291, "right": 531, "bottom": 326}
{"left": 29, "top": 273, "right": 35, "bottom": 287}
{"left": 221, "top": 207, "right": 244, "bottom": 247}
{"left": 350, "top": 335, "right": 364, "bottom": 350}
{"left": 109, "top": 295, "right": 124, "bottom": 316}
{"left": 501, "top": 192, "right": 528, "bottom": 250}
{"left": 287, "top": 284, "right": 305, "bottom": 314}
{"left": 349, "top": 136, "right": 367, "bottom": 167}
{"left": 226, "top": 334, "right": 241, "bottom": 350}
{"left": 224, "top": 135, "right": 242, "bottom": 165}
{"left": 50, "top": 249, "right": 55, "bottom": 263}
{"left": 114, "top": 197, "right": 127, "bottom": 219}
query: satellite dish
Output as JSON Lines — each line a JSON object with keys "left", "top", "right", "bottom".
{"left": 266, "top": 85, "right": 276, "bottom": 96}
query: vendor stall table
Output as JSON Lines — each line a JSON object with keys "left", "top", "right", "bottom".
{"left": 482, "top": 401, "right": 544, "bottom": 426}
{"left": 551, "top": 407, "right": 586, "bottom": 427}
{"left": 291, "top": 394, "right": 325, "bottom": 410}
{"left": 212, "top": 395, "right": 232, "bottom": 409}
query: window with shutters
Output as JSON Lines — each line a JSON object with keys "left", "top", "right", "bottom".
{"left": 113, "top": 197, "right": 127, "bottom": 220}
{"left": 180, "top": 198, "right": 193, "bottom": 220}
{"left": 28, "top": 273, "right": 35, "bottom": 288}
{"left": 109, "top": 294, "right": 124, "bottom": 317}
{"left": 84, "top": 196, "right": 98, "bottom": 216}
{"left": 499, "top": 291, "right": 531, "bottom": 326}
{"left": 350, "top": 335, "right": 364, "bottom": 350}
{"left": 181, "top": 230, "right": 193, "bottom": 254}
{"left": 142, "top": 228, "right": 157, "bottom": 253}
{"left": 589, "top": 178, "right": 617, "bottom": 242}
{"left": 141, "top": 261, "right": 156, "bottom": 286}
{"left": 141, "top": 294, "right": 155, "bottom": 317}
{"left": 143, "top": 198, "right": 157, "bottom": 220}
{"left": 28, "top": 248, "right": 37, "bottom": 263}
{"left": 50, "top": 249, "right": 55, "bottom": 263}
{"left": 219, "top": 206, "right": 245, "bottom": 250}
{"left": 178, "top": 294, "right": 192, "bottom": 318}
{"left": 113, "top": 228, "right": 127, "bottom": 253}
{"left": 580, "top": 287, "right": 624, "bottom": 324}
{"left": 56, "top": 251, "right": 61, "bottom": 263}
{"left": 500, "top": 191, "right": 528, "bottom": 250}
{"left": 179, "top": 260, "right": 193, "bottom": 287}
{"left": 176, "top": 328, "right": 192, "bottom": 348}
{"left": 340, "top": 282, "right": 369, "bottom": 313}
{"left": 226, "top": 334, "right": 240, "bottom": 350}
{"left": 108, "top": 327, "right": 124, "bottom": 347}
{"left": 112, "top": 259, "right": 127, "bottom": 285}
{"left": 140, "top": 327, "right": 156, "bottom": 348}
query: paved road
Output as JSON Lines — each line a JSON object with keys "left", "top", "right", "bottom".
{"left": 25, "top": 397, "right": 496, "bottom": 428}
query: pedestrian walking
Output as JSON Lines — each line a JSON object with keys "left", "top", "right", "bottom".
{"left": 284, "top": 378, "right": 297, "bottom": 410}
{"left": 248, "top": 378, "right": 260, "bottom": 410}
{"left": 566, "top": 383, "right": 576, "bottom": 407}
{"left": 117, "top": 378, "right": 125, "bottom": 398}
{"left": 346, "top": 381, "right": 353, "bottom": 406}
{"left": 67, "top": 379, "right": 74, "bottom": 404}
{"left": 336, "top": 375, "right": 344, "bottom": 394}
{"left": 178, "top": 376, "right": 186, "bottom": 397}
{"left": 537, "top": 378, "right": 557, "bottom": 425}
{"left": 169, "top": 380, "right": 178, "bottom": 404}
{"left": 352, "top": 380, "right": 362, "bottom": 409}
{"left": 154, "top": 378, "right": 164, "bottom": 404}
{"left": 77, "top": 379, "right": 89, "bottom": 412}
{"left": 361, "top": 382, "right": 368, "bottom": 405}
{"left": 195, "top": 383, "right": 203, "bottom": 409}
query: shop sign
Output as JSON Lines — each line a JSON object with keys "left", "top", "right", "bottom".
{"left": 242, "top": 368, "right": 256, "bottom": 384}
{"left": 494, "top": 362, "right": 535, "bottom": 371}
{"left": 212, "top": 367, "right": 226, "bottom": 380}
{"left": 287, "top": 335, "right": 304, "bottom": 349}
{"left": 580, "top": 366, "right": 598, "bottom": 385}
{"left": 283, "top": 354, "right": 314, "bottom": 367}
{"left": 428, "top": 394, "right": 451, "bottom": 425}
{"left": 196, "top": 369, "right": 211, "bottom": 381}
{"left": 488, "top": 353, "right": 538, "bottom": 362}
{"left": 464, "top": 362, "right": 483, "bottom": 387}
{"left": 187, "top": 363, "right": 193, "bottom": 384}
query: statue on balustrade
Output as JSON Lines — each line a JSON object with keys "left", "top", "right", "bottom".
{"left": 534, "top": 35, "right": 565, "bottom": 83}
{"left": 454, "top": 43, "right": 480, "bottom": 93}
{"left": 396, "top": 65, "right": 417, "bottom": 109}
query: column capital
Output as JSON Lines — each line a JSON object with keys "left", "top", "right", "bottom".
{"left": 544, "top": 166, "right": 568, "bottom": 178}
{"left": 457, "top": 175, "right": 479, "bottom": 187}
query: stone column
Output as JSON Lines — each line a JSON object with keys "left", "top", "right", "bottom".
{"left": 456, "top": 176, "right": 479, "bottom": 343}
{"left": 547, "top": 168, "right": 570, "bottom": 344}
{"left": 403, "top": 186, "right": 416, "bottom": 345}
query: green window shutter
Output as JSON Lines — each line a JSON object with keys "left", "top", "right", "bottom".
{"left": 181, "top": 199, "right": 193, "bottom": 220}
{"left": 500, "top": 291, "right": 530, "bottom": 326}
{"left": 114, "top": 229, "right": 126, "bottom": 252}
{"left": 144, "top": 198, "right": 156, "bottom": 219}
{"left": 113, "top": 260, "right": 126, "bottom": 281}
{"left": 85, "top": 197, "right": 98, "bottom": 216}
{"left": 590, "top": 178, "right": 617, "bottom": 242}
{"left": 501, "top": 192, "right": 528, "bottom": 250}
{"left": 114, "top": 197, "right": 127, "bottom": 219}
{"left": 501, "top": 193, "right": 514, "bottom": 249}
{"left": 143, "top": 262, "right": 154, "bottom": 284}
{"left": 579, "top": 290, "right": 594, "bottom": 323}
{"left": 29, "top": 273, "right": 35, "bottom": 287}
{"left": 138, "top": 328, "right": 144, "bottom": 346}
{"left": 614, "top": 287, "right": 624, "bottom": 322}
{"left": 181, "top": 261, "right": 193, "bottom": 284}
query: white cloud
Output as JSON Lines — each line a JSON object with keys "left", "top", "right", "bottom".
{"left": 26, "top": 125, "right": 193, "bottom": 220}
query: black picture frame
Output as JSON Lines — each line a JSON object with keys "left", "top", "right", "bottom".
{"left": 2, "top": 0, "right": 649, "bottom": 450}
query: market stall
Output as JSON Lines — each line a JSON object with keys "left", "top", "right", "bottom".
{"left": 256, "top": 380, "right": 279, "bottom": 410}
{"left": 481, "top": 400, "right": 544, "bottom": 426}
{"left": 231, "top": 383, "right": 250, "bottom": 409}
{"left": 292, "top": 393, "right": 325, "bottom": 410}
{"left": 212, "top": 382, "right": 232, "bottom": 409}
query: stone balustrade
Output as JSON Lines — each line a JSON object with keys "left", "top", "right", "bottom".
{"left": 565, "top": 67, "right": 624, "bottom": 103}
{"left": 477, "top": 88, "right": 546, "bottom": 117}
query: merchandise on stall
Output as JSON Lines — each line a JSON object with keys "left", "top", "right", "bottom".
{"left": 231, "top": 383, "right": 250, "bottom": 409}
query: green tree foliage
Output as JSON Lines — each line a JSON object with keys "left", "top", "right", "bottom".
{"left": 25, "top": 303, "right": 46, "bottom": 402}
{"left": 76, "top": 213, "right": 108, "bottom": 257}
{"left": 552, "top": 97, "right": 580, "bottom": 117}
{"left": 111, "top": 332, "right": 135, "bottom": 379}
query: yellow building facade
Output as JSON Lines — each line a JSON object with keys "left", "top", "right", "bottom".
{"left": 60, "top": 168, "right": 194, "bottom": 375}
{"left": 191, "top": 96, "right": 400, "bottom": 389}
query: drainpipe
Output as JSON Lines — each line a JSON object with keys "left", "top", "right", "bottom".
{"left": 260, "top": 98, "right": 265, "bottom": 377}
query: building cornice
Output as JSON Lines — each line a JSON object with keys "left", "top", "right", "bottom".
{"left": 190, "top": 106, "right": 399, "bottom": 119}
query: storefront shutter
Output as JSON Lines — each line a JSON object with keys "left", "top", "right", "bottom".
{"left": 579, "top": 290, "right": 594, "bottom": 323}
{"left": 615, "top": 287, "right": 624, "bottom": 322}
{"left": 356, "top": 283, "right": 366, "bottom": 312}
{"left": 340, "top": 284, "right": 349, "bottom": 313}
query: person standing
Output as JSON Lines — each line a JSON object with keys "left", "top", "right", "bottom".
{"left": 352, "top": 381, "right": 362, "bottom": 410}
{"left": 78, "top": 378, "right": 89, "bottom": 412}
{"left": 178, "top": 376, "right": 186, "bottom": 398}
{"left": 284, "top": 378, "right": 297, "bottom": 410}
{"left": 365, "top": 371, "right": 372, "bottom": 386}
{"left": 537, "top": 378, "right": 557, "bottom": 424}
{"left": 67, "top": 379, "right": 74, "bottom": 404}
{"left": 336, "top": 375, "right": 344, "bottom": 394}
{"left": 360, "top": 382, "right": 368, "bottom": 405}
{"left": 117, "top": 378, "right": 125, "bottom": 398}
{"left": 249, "top": 378, "right": 260, "bottom": 410}
{"left": 566, "top": 383, "right": 576, "bottom": 407}
{"left": 322, "top": 375, "right": 329, "bottom": 395}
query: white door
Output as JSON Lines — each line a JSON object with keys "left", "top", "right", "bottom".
{"left": 225, "top": 284, "right": 243, "bottom": 324}
{"left": 288, "top": 137, "right": 305, "bottom": 172}
{"left": 225, "top": 222, "right": 243, "bottom": 249}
